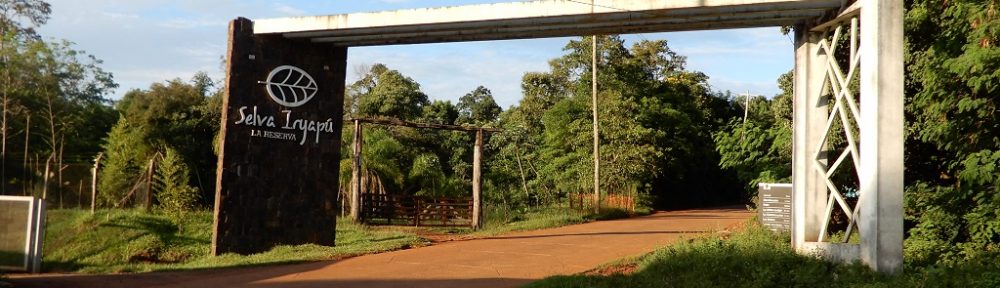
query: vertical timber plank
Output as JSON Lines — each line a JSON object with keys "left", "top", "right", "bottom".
{"left": 91, "top": 153, "right": 101, "bottom": 213}
{"left": 859, "top": 0, "right": 904, "bottom": 274}
{"left": 472, "top": 129, "right": 483, "bottom": 229}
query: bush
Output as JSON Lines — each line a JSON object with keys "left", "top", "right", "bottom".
{"left": 526, "top": 224, "right": 1000, "bottom": 288}
{"left": 98, "top": 118, "right": 147, "bottom": 207}
{"left": 155, "top": 147, "right": 199, "bottom": 220}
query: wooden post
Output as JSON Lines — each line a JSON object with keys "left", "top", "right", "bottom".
{"left": 350, "top": 119, "right": 362, "bottom": 221}
{"left": 91, "top": 153, "right": 102, "bottom": 213}
{"left": 414, "top": 197, "right": 421, "bottom": 227}
{"left": 144, "top": 157, "right": 156, "bottom": 211}
{"left": 472, "top": 129, "right": 483, "bottom": 229}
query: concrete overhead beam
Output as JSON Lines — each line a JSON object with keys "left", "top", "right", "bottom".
{"left": 319, "top": 18, "right": 803, "bottom": 47}
{"left": 254, "top": 0, "right": 842, "bottom": 46}
{"left": 311, "top": 10, "right": 826, "bottom": 45}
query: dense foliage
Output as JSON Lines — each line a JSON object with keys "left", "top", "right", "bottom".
{"left": 902, "top": 0, "right": 1000, "bottom": 265}
{"left": 526, "top": 224, "right": 1000, "bottom": 288}
{"left": 1, "top": 0, "right": 117, "bottom": 201}
{"left": 98, "top": 75, "right": 220, "bottom": 209}
{"left": 487, "top": 36, "right": 743, "bottom": 210}
{"left": 338, "top": 37, "right": 748, "bottom": 216}
{"left": 154, "top": 147, "right": 200, "bottom": 219}
{"left": 713, "top": 72, "right": 794, "bottom": 201}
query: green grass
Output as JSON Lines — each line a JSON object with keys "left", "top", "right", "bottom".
{"left": 41, "top": 206, "right": 647, "bottom": 274}
{"left": 43, "top": 209, "right": 426, "bottom": 273}
{"left": 524, "top": 223, "right": 1000, "bottom": 288}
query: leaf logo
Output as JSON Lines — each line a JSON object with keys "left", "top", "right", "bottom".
{"left": 259, "top": 65, "right": 318, "bottom": 107}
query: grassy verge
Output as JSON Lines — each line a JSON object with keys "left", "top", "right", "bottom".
{"left": 43, "top": 209, "right": 425, "bottom": 273}
{"left": 42, "top": 206, "right": 647, "bottom": 274}
{"left": 525, "top": 223, "right": 1000, "bottom": 288}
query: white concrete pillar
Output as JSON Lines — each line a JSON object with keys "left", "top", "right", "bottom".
{"left": 859, "top": 0, "right": 905, "bottom": 274}
{"left": 792, "top": 24, "right": 828, "bottom": 249}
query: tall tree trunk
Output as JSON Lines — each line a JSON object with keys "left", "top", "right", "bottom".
{"left": 1, "top": 29, "right": 7, "bottom": 195}
{"left": 42, "top": 154, "right": 52, "bottom": 199}
{"left": 45, "top": 90, "right": 57, "bottom": 158}
{"left": 513, "top": 143, "right": 530, "bottom": 202}
{"left": 1, "top": 72, "right": 8, "bottom": 195}
{"left": 22, "top": 114, "right": 29, "bottom": 194}
{"left": 591, "top": 35, "right": 601, "bottom": 214}
{"left": 57, "top": 135, "right": 64, "bottom": 208}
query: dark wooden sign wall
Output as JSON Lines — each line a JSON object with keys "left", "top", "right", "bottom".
{"left": 212, "top": 18, "right": 346, "bottom": 255}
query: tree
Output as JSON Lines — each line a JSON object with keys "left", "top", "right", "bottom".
{"left": 420, "top": 100, "right": 458, "bottom": 125}
{"left": 1, "top": 26, "right": 115, "bottom": 197}
{"left": 1, "top": 0, "right": 50, "bottom": 194}
{"left": 101, "top": 74, "right": 218, "bottom": 205}
{"left": 0, "top": 0, "right": 51, "bottom": 41}
{"left": 713, "top": 71, "right": 793, "bottom": 201}
{"left": 98, "top": 117, "right": 145, "bottom": 206}
{"left": 487, "top": 35, "right": 737, "bottom": 211}
{"left": 155, "top": 147, "right": 199, "bottom": 220}
{"left": 902, "top": 0, "right": 1000, "bottom": 265}
{"left": 355, "top": 66, "right": 429, "bottom": 120}
{"left": 456, "top": 86, "right": 501, "bottom": 125}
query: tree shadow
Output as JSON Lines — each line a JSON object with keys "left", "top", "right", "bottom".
{"left": 45, "top": 213, "right": 208, "bottom": 272}
{"left": 11, "top": 260, "right": 533, "bottom": 288}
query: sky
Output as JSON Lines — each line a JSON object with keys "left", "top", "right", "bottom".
{"left": 37, "top": 0, "right": 795, "bottom": 108}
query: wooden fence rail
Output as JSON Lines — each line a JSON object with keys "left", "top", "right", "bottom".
{"left": 361, "top": 194, "right": 473, "bottom": 227}
{"left": 569, "top": 193, "right": 636, "bottom": 213}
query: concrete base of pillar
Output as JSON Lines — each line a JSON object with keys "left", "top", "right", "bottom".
{"left": 798, "top": 242, "right": 861, "bottom": 265}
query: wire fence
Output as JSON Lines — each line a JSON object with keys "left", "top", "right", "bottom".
{"left": 1, "top": 160, "right": 154, "bottom": 210}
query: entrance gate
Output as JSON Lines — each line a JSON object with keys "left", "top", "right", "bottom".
{"left": 346, "top": 117, "right": 500, "bottom": 228}
{"left": 214, "top": 0, "right": 903, "bottom": 273}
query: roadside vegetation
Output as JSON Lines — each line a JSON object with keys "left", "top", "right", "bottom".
{"left": 43, "top": 209, "right": 425, "bottom": 273}
{"left": 41, "top": 205, "right": 636, "bottom": 274}
{"left": 526, "top": 223, "right": 1000, "bottom": 288}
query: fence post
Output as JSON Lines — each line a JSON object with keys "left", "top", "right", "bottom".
{"left": 91, "top": 153, "right": 102, "bottom": 213}
{"left": 472, "top": 129, "right": 483, "bottom": 229}
{"left": 144, "top": 157, "right": 156, "bottom": 211}
{"left": 351, "top": 119, "right": 363, "bottom": 222}
{"left": 414, "top": 197, "right": 421, "bottom": 227}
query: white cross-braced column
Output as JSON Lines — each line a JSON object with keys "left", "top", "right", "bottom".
{"left": 792, "top": 0, "right": 903, "bottom": 274}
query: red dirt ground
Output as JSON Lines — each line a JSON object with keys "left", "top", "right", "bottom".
{"left": 10, "top": 207, "right": 751, "bottom": 288}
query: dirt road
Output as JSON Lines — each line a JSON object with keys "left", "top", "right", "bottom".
{"left": 11, "top": 207, "right": 751, "bottom": 288}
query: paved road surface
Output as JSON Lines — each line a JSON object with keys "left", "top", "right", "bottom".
{"left": 11, "top": 207, "right": 751, "bottom": 288}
